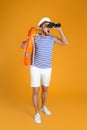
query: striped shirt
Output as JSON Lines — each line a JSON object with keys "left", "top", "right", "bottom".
{"left": 32, "top": 34, "right": 54, "bottom": 69}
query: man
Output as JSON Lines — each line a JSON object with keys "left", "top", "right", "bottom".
{"left": 21, "top": 17, "right": 68, "bottom": 124}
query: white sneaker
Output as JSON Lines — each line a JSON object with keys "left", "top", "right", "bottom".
{"left": 41, "top": 106, "right": 51, "bottom": 115}
{"left": 34, "top": 113, "right": 41, "bottom": 124}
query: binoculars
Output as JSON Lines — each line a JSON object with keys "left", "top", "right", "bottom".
{"left": 47, "top": 22, "right": 61, "bottom": 28}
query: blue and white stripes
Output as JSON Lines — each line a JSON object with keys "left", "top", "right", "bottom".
{"left": 32, "top": 34, "right": 54, "bottom": 68}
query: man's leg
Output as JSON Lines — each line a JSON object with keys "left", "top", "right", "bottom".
{"left": 30, "top": 66, "right": 42, "bottom": 123}
{"left": 32, "top": 87, "right": 40, "bottom": 114}
{"left": 41, "top": 86, "right": 51, "bottom": 115}
{"left": 32, "top": 87, "right": 41, "bottom": 124}
{"left": 41, "top": 85, "right": 48, "bottom": 107}
{"left": 40, "top": 68, "right": 52, "bottom": 115}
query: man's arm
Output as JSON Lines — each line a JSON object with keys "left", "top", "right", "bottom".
{"left": 54, "top": 27, "right": 68, "bottom": 46}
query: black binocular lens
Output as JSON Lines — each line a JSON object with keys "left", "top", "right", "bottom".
{"left": 47, "top": 22, "right": 61, "bottom": 28}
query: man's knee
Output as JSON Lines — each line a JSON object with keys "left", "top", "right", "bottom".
{"left": 42, "top": 86, "right": 48, "bottom": 92}
{"left": 32, "top": 87, "right": 40, "bottom": 95}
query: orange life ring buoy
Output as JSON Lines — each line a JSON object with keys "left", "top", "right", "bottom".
{"left": 24, "top": 27, "right": 37, "bottom": 68}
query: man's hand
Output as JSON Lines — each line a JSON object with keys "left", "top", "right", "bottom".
{"left": 56, "top": 27, "right": 62, "bottom": 32}
{"left": 20, "top": 41, "right": 26, "bottom": 49}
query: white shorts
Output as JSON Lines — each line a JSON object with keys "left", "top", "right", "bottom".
{"left": 30, "top": 65, "right": 52, "bottom": 87}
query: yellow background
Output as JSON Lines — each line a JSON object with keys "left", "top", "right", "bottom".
{"left": 0, "top": 0, "right": 87, "bottom": 130}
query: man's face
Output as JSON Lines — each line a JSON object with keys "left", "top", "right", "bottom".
{"left": 41, "top": 22, "right": 51, "bottom": 36}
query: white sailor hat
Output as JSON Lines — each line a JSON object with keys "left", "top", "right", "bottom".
{"left": 38, "top": 17, "right": 51, "bottom": 27}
